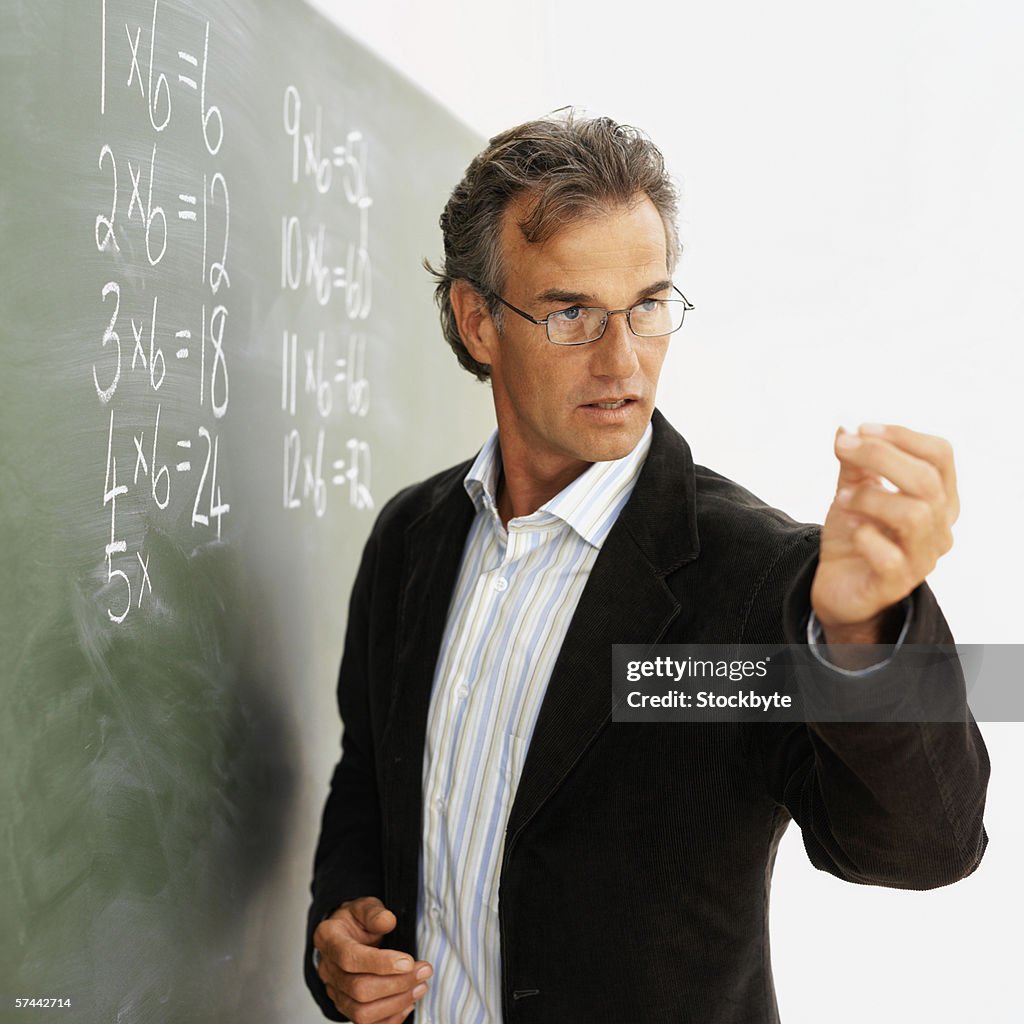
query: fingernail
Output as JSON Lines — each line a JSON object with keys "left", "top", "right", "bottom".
{"left": 413, "top": 983, "right": 428, "bottom": 998}
{"left": 394, "top": 958, "right": 414, "bottom": 972}
{"left": 836, "top": 433, "right": 860, "bottom": 450}
{"left": 860, "top": 422, "right": 886, "bottom": 435}
{"left": 415, "top": 965, "right": 432, "bottom": 980}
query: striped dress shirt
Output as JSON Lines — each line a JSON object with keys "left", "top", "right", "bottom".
{"left": 414, "top": 424, "right": 653, "bottom": 1024}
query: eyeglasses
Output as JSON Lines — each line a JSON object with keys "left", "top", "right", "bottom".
{"left": 481, "top": 284, "right": 694, "bottom": 346}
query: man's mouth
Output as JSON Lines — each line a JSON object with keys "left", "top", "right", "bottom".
{"left": 585, "top": 398, "right": 633, "bottom": 409}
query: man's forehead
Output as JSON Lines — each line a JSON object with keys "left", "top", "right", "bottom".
{"left": 499, "top": 192, "right": 669, "bottom": 288}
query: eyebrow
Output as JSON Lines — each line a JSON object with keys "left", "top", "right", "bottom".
{"left": 534, "top": 279, "right": 674, "bottom": 307}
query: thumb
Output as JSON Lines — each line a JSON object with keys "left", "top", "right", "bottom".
{"left": 834, "top": 425, "right": 880, "bottom": 492}
{"left": 349, "top": 897, "right": 397, "bottom": 936}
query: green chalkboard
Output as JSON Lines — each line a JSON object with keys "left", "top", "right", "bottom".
{"left": 0, "top": 2, "right": 490, "bottom": 1021}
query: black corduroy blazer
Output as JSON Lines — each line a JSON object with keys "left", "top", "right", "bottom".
{"left": 305, "top": 409, "right": 989, "bottom": 1023}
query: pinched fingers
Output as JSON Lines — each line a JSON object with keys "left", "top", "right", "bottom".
{"left": 836, "top": 483, "right": 954, "bottom": 564}
{"left": 860, "top": 422, "right": 958, "bottom": 517}
{"left": 313, "top": 900, "right": 408, "bottom": 979}
{"left": 313, "top": 899, "right": 433, "bottom": 1021}
{"left": 834, "top": 423, "right": 959, "bottom": 525}
{"left": 815, "top": 423, "right": 961, "bottom": 627}
{"left": 836, "top": 430, "right": 942, "bottom": 501}
{"left": 317, "top": 942, "right": 431, "bottom": 1024}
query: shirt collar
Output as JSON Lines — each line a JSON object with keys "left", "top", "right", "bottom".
{"left": 463, "top": 421, "right": 653, "bottom": 549}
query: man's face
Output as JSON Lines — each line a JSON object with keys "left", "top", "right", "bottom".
{"left": 485, "top": 195, "right": 672, "bottom": 484}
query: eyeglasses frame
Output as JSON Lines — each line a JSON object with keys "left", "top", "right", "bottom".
{"left": 476, "top": 283, "right": 694, "bottom": 347}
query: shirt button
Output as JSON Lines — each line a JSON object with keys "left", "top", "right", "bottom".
{"left": 494, "top": 576, "right": 508, "bottom": 592}
{"left": 433, "top": 794, "right": 445, "bottom": 809}
{"left": 455, "top": 685, "right": 469, "bottom": 700}
{"left": 431, "top": 904, "right": 441, "bottom": 919}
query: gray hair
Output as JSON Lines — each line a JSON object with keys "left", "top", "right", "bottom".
{"left": 424, "top": 109, "right": 682, "bottom": 381}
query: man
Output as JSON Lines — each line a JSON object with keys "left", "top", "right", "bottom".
{"left": 304, "top": 112, "right": 989, "bottom": 1024}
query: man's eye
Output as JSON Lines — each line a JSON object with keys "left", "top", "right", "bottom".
{"left": 636, "top": 299, "right": 660, "bottom": 313}
{"left": 556, "top": 306, "right": 584, "bottom": 322}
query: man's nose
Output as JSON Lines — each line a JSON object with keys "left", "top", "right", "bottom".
{"left": 590, "top": 311, "right": 640, "bottom": 379}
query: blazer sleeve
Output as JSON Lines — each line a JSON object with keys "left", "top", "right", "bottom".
{"left": 748, "top": 530, "right": 990, "bottom": 890}
{"left": 303, "top": 524, "right": 387, "bottom": 1021}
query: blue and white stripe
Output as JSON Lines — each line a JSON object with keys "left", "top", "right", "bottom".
{"left": 415, "top": 424, "right": 652, "bottom": 1024}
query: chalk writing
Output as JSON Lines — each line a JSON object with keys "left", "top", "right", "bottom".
{"left": 94, "top": 0, "right": 232, "bottom": 622}
{"left": 278, "top": 84, "right": 375, "bottom": 517}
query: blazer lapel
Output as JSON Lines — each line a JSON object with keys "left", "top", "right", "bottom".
{"left": 505, "top": 410, "right": 702, "bottom": 842}
{"left": 380, "top": 463, "right": 475, "bottom": 929}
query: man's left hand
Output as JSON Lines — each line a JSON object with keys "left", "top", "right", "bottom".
{"left": 811, "top": 423, "right": 959, "bottom": 644}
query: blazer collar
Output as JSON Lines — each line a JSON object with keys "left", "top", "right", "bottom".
{"left": 463, "top": 422, "right": 656, "bottom": 551}
{"left": 613, "top": 407, "right": 701, "bottom": 573}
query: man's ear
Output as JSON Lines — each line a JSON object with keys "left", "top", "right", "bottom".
{"left": 450, "top": 279, "right": 498, "bottom": 367}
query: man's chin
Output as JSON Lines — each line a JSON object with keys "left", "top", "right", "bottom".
{"left": 574, "top": 424, "right": 649, "bottom": 464}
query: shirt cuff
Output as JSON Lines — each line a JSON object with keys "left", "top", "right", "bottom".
{"left": 805, "top": 596, "right": 914, "bottom": 677}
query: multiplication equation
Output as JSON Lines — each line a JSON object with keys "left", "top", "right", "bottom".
{"left": 278, "top": 83, "right": 374, "bottom": 519}
{"left": 93, "top": 0, "right": 233, "bottom": 624}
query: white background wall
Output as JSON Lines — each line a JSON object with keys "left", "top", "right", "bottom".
{"left": 308, "top": 2, "right": 1023, "bottom": 1020}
